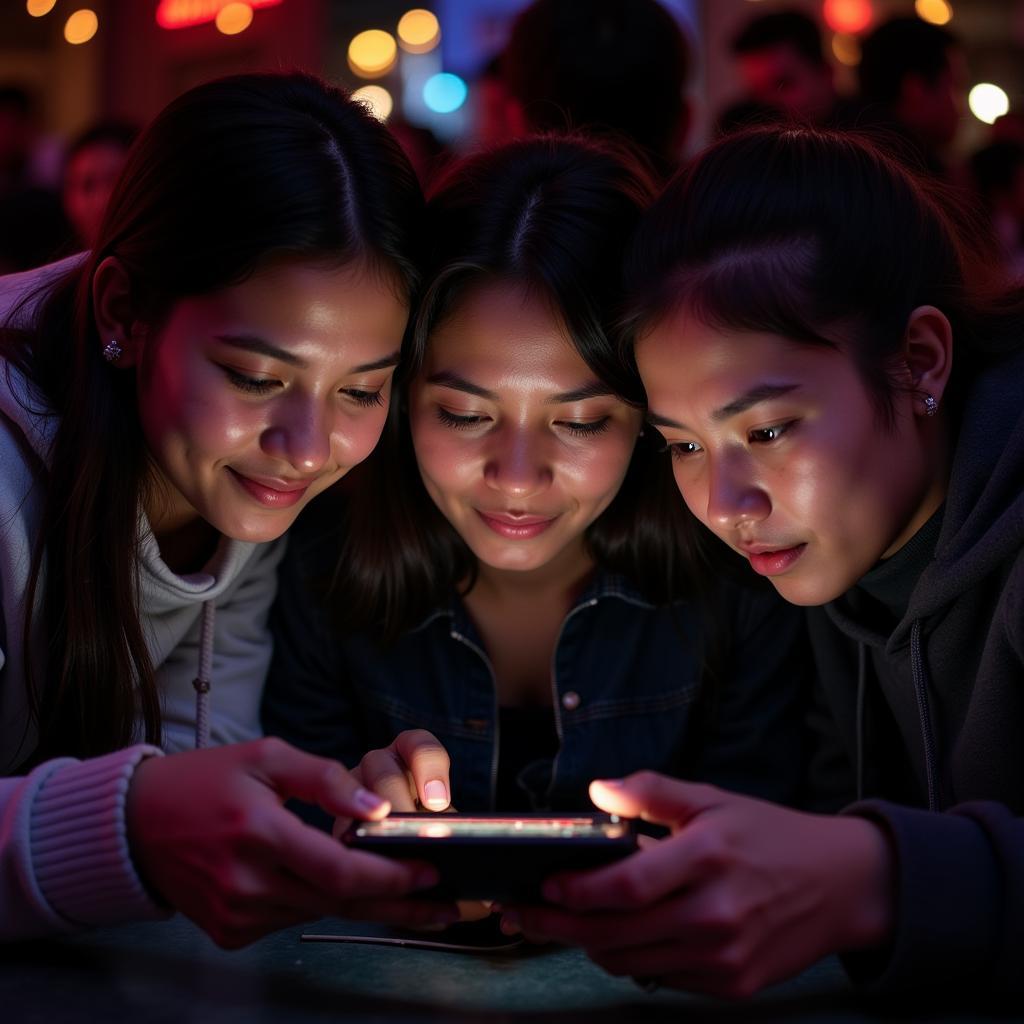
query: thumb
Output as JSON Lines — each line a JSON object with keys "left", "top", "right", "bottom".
{"left": 589, "top": 771, "right": 722, "bottom": 828}
{"left": 255, "top": 739, "right": 391, "bottom": 821}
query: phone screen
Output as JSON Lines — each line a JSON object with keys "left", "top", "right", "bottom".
{"left": 351, "top": 814, "right": 628, "bottom": 841}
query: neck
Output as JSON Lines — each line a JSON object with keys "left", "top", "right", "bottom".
{"left": 472, "top": 538, "right": 595, "bottom": 605}
{"left": 144, "top": 481, "right": 219, "bottom": 575}
{"left": 881, "top": 421, "right": 951, "bottom": 560}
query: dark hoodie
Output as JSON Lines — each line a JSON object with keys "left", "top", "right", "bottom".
{"left": 805, "top": 344, "right": 1024, "bottom": 994}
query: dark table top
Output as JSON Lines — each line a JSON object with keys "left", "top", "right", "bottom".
{"left": 2, "top": 915, "right": 1018, "bottom": 1023}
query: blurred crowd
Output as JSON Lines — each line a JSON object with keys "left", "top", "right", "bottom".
{"left": 2, "top": 1, "right": 1023, "bottom": 280}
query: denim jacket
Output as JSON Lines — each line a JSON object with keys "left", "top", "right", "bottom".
{"left": 263, "top": 531, "right": 808, "bottom": 812}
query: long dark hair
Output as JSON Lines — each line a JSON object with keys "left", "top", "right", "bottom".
{"left": 320, "top": 134, "right": 714, "bottom": 643}
{"left": 622, "top": 125, "right": 1024, "bottom": 429}
{"left": 0, "top": 72, "right": 423, "bottom": 767}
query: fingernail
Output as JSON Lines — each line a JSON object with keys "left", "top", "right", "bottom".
{"left": 423, "top": 780, "right": 449, "bottom": 810}
{"left": 595, "top": 778, "right": 624, "bottom": 788}
{"left": 499, "top": 917, "right": 520, "bottom": 935}
{"left": 501, "top": 911, "right": 521, "bottom": 929}
{"left": 355, "top": 788, "right": 387, "bottom": 813}
{"left": 542, "top": 880, "right": 563, "bottom": 903}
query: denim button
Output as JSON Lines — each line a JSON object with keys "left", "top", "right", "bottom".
{"left": 561, "top": 691, "right": 581, "bottom": 711}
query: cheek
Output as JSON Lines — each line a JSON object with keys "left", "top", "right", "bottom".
{"left": 337, "top": 407, "right": 390, "bottom": 465}
{"left": 410, "top": 420, "right": 478, "bottom": 493}
{"left": 671, "top": 462, "right": 713, "bottom": 527}
{"left": 561, "top": 435, "right": 635, "bottom": 502}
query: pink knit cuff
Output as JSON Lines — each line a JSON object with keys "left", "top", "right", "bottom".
{"left": 31, "top": 746, "right": 171, "bottom": 927}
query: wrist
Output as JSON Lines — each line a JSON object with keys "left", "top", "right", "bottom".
{"left": 828, "top": 816, "right": 896, "bottom": 951}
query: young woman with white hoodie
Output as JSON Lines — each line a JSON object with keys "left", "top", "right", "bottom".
{"left": 0, "top": 72, "right": 451, "bottom": 947}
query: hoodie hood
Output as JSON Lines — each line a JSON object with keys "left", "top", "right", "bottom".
{"left": 0, "top": 256, "right": 84, "bottom": 466}
{"left": 907, "top": 346, "right": 1024, "bottom": 623}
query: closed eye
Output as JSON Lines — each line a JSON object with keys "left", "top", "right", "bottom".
{"left": 560, "top": 416, "right": 610, "bottom": 437}
{"left": 344, "top": 389, "right": 385, "bottom": 408}
{"left": 436, "top": 407, "right": 488, "bottom": 429}
{"left": 222, "top": 366, "right": 280, "bottom": 395}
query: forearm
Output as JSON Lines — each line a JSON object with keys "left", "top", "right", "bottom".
{"left": 0, "top": 746, "right": 170, "bottom": 940}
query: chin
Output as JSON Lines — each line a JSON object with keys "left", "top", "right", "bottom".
{"left": 212, "top": 508, "right": 299, "bottom": 545}
{"left": 769, "top": 573, "right": 847, "bottom": 608}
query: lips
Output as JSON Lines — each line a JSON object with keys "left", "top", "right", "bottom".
{"left": 741, "top": 542, "right": 808, "bottom": 577}
{"left": 228, "top": 467, "right": 315, "bottom": 509}
{"left": 476, "top": 509, "right": 559, "bottom": 540}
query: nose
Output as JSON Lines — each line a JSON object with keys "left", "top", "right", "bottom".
{"left": 260, "top": 393, "right": 332, "bottom": 474}
{"left": 705, "top": 450, "right": 770, "bottom": 530}
{"left": 483, "top": 424, "right": 553, "bottom": 499}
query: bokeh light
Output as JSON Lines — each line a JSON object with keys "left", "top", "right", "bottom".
{"left": 397, "top": 9, "right": 440, "bottom": 54}
{"left": 64, "top": 9, "right": 98, "bottom": 44}
{"left": 914, "top": 0, "right": 953, "bottom": 26}
{"left": 26, "top": 0, "right": 58, "bottom": 17}
{"left": 831, "top": 32, "right": 861, "bottom": 66}
{"left": 352, "top": 85, "right": 394, "bottom": 122}
{"left": 969, "top": 83, "right": 1009, "bottom": 125}
{"left": 423, "top": 73, "right": 467, "bottom": 114}
{"left": 822, "top": 0, "right": 873, "bottom": 35}
{"left": 348, "top": 29, "right": 398, "bottom": 78}
{"left": 215, "top": 3, "right": 253, "bottom": 35}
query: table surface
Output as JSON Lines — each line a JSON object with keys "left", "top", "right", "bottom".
{"left": 2, "top": 915, "right": 1018, "bottom": 1024}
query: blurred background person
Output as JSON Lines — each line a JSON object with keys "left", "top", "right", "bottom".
{"left": 61, "top": 120, "right": 138, "bottom": 251}
{"left": 498, "top": 0, "right": 692, "bottom": 176}
{"left": 728, "top": 8, "right": 860, "bottom": 129}
{"left": 858, "top": 16, "right": 966, "bottom": 179}
{"left": 970, "top": 139, "right": 1024, "bottom": 279}
{"left": 0, "top": 84, "right": 66, "bottom": 274}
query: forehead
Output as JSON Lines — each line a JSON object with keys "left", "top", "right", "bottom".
{"left": 636, "top": 311, "right": 843, "bottom": 411}
{"left": 175, "top": 259, "right": 406, "bottom": 344}
{"left": 425, "top": 280, "right": 591, "bottom": 386}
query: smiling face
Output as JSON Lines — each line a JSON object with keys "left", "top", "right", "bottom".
{"left": 408, "top": 281, "right": 642, "bottom": 575}
{"left": 635, "top": 309, "right": 947, "bottom": 605}
{"left": 132, "top": 258, "right": 408, "bottom": 545}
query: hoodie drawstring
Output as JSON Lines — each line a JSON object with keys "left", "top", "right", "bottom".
{"left": 192, "top": 600, "right": 215, "bottom": 749}
{"left": 910, "top": 618, "right": 940, "bottom": 811}
{"left": 855, "top": 643, "right": 866, "bottom": 802}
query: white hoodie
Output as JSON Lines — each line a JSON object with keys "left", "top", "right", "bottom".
{"left": 0, "top": 260, "right": 285, "bottom": 939}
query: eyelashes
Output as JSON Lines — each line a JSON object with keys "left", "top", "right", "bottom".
{"left": 223, "top": 367, "right": 278, "bottom": 395}
{"left": 221, "top": 367, "right": 384, "bottom": 407}
{"left": 435, "top": 408, "right": 612, "bottom": 437}
{"left": 345, "top": 389, "right": 385, "bottom": 408}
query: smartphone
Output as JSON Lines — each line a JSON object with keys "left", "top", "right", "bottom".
{"left": 342, "top": 812, "right": 638, "bottom": 902}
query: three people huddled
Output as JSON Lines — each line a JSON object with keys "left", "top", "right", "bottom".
{"left": 1, "top": 71, "right": 1021, "bottom": 998}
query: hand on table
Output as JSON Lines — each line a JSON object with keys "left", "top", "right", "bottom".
{"left": 504, "top": 771, "right": 895, "bottom": 999}
{"left": 126, "top": 738, "right": 457, "bottom": 949}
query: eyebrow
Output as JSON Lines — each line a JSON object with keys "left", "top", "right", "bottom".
{"left": 215, "top": 335, "right": 400, "bottom": 375}
{"left": 647, "top": 383, "right": 800, "bottom": 432}
{"left": 426, "top": 371, "right": 615, "bottom": 404}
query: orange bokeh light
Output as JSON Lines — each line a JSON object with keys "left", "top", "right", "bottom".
{"left": 822, "top": 0, "right": 873, "bottom": 35}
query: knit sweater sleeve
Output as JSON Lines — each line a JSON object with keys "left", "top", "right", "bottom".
{"left": 0, "top": 745, "right": 171, "bottom": 940}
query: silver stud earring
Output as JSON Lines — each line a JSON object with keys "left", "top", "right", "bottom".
{"left": 923, "top": 394, "right": 938, "bottom": 417}
{"left": 102, "top": 339, "right": 123, "bottom": 363}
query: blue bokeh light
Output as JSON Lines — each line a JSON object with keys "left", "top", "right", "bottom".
{"left": 423, "top": 72, "right": 468, "bottom": 114}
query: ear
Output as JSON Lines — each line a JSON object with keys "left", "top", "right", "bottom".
{"left": 903, "top": 304, "right": 953, "bottom": 417}
{"left": 92, "top": 256, "right": 144, "bottom": 366}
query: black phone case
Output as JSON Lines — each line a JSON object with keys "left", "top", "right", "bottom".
{"left": 343, "top": 813, "right": 638, "bottom": 902}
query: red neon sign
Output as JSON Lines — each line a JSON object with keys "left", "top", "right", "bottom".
{"left": 156, "top": 0, "right": 283, "bottom": 31}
